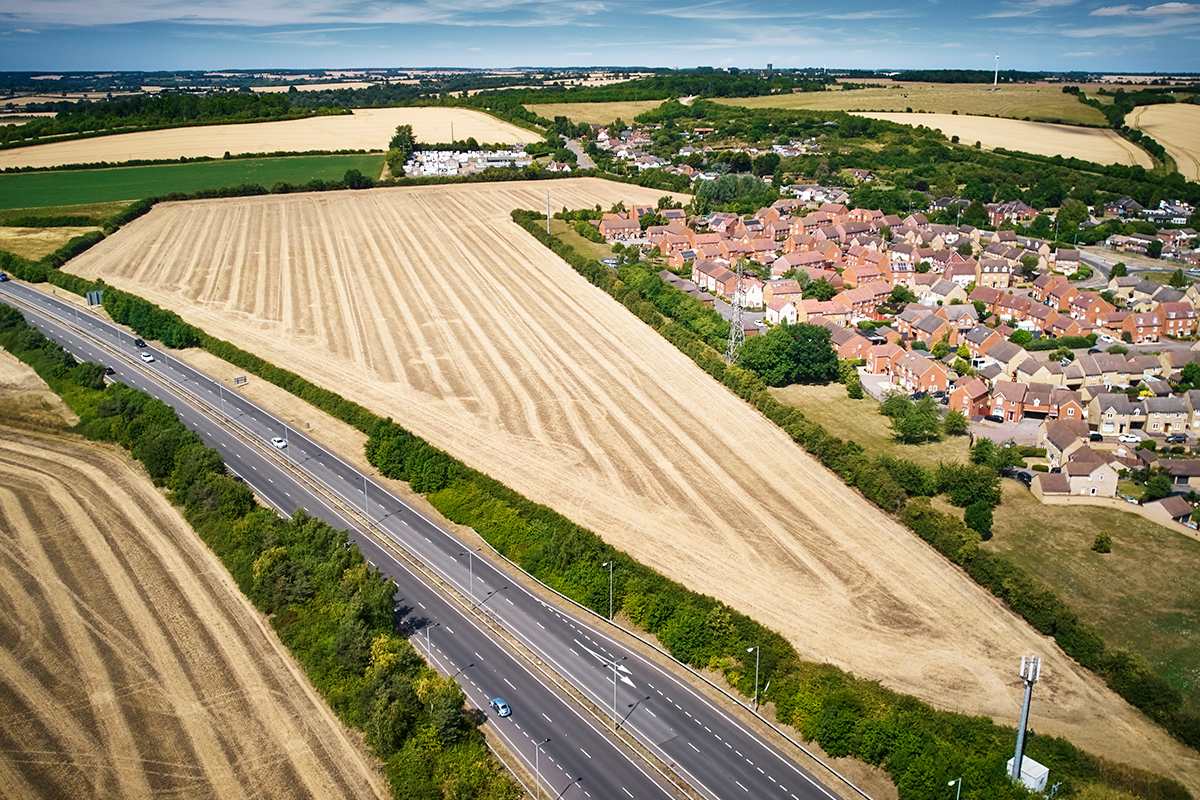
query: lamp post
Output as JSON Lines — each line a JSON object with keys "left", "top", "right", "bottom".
{"left": 949, "top": 778, "right": 962, "bottom": 800}
{"left": 747, "top": 645, "right": 761, "bottom": 711}
{"left": 459, "top": 548, "right": 479, "bottom": 603}
{"left": 534, "top": 738, "right": 550, "bottom": 800}
{"left": 610, "top": 655, "right": 627, "bottom": 731}
{"left": 425, "top": 621, "right": 440, "bottom": 658}
{"left": 601, "top": 560, "right": 613, "bottom": 620}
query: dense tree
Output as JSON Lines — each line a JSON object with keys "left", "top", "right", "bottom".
{"left": 736, "top": 323, "right": 837, "bottom": 387}
{"left": 964, "top": 500, "right": 994, "bottom": 538}
{"left": 943, "top": 409, "right": 969, "bottom": 436}
{"left": 1111, "top": 261, "right": 1128, "bottom": 278}
{"left": 804, "top": 278, "right": 837, "bottom": 301}
{"left": 962, "top": 199, "right": 987, "bottom": 227}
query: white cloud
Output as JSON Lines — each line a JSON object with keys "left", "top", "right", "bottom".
{"left": 979, "top": 0, "right": 1080, "bottom": 17}
{"left": 1091, "top": 1, "right": 1200, "bottom": 14}
{"left": 941, "top": 41, "right": 963, "bottom": 47}
{"left": 1061, "top": 50, "right": 1099, "bottom": 55}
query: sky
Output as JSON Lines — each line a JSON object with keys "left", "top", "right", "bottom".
{"left": 1, "top": 0, "right": 1198, "bottom": 74}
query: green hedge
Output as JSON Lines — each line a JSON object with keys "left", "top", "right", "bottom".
{"left": 0, "top": 304, "right": 517, "bottom": 800}
{"left": 510, "top": 208, "right": 1200, "bottom": 762}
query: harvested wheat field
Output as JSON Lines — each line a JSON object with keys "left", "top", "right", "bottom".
{"left": 0, "top": 107, "right": 537, "bottom": 170}
{"left": 716, "top": 82, "right": 1110, "bottom": 127}
{"left": 0, "top": 418, "right": 387, "bottom": 798}
{"left": 526, "top": 100, "right": 670, "bottom": 125}
{"left": 65, "top": 178, "right": 1199, "bottom": 788}
{"left": 1129, "top": 104, "right": 1200, "bottom": 180}
{"left": 857, "top": 112, "right": 1153, "bottom": 167}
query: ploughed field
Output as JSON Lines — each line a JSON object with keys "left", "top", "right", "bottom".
{"left": 0, "top": 413, "right": 387, "bottom": 798}
{"left": 0, "top": 107, "right": 536, "bottom": 169}
{"left": 65, "top": 178, "right": 1200, "bottom": 786}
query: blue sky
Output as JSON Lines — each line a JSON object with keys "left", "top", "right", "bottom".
{"left": 2, "top": 0, "right": 1198, "bottom": 73}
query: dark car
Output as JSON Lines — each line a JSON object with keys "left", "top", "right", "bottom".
{"left": 1017, "top": 471, "right": 1034, "bottom": 486}
{"left": 103, "top": 366, "right": 115, "bottom": 375}
{"left": 985, "top": 414, "right": 1005, "bottom": 424}
{"left": 1090, "top": 432, "right": 1103, "bottom": 442}
{"left": 133, "top": 338, "right": 146, "bottom": 348}
{"left": 1088, "top": 348, "right": 1102, "bottom": 354}
{"left": 0, "top": 272, "right": 9, "bottom": 282}
{"left": 911, "top": 391, "right": 928, "bottom": 400}
{"left": 1050, "top": 466, "right": 1062, "bottom": 473}
{"left": 1166, "top": 434, "right": 1187, "bottom": 444}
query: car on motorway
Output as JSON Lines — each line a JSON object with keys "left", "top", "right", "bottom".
{"left": 139, "top": 351, "right": 154, "bottom": 363}
{"left": 133, "top": 338, "right": 145, "bottom": 348}
{"left": 1166, "top": 434, "right": 1187, "bottom": 444}
{"left": 104, "top": 366, "right": 115, "bottom": 375}
{"left": 1118, "top": 433, "right": 1140, "bottom": 443}
{"left": 0, "top": 272, "right": 8, "bottom": 282}
{"left": 489, "top": 697, "right": 511, "bottom": 717}
{"left": 270, "top": 436, "right": 287, "bottom": 449}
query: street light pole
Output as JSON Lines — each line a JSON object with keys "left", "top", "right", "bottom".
{"left": 747, "top": 645, "right": 761, "bottom": 711}
{"left": 534, "top": 738, "right": 550, "bottom": 800}
{"left": 425, "top": 621, "right": 440, "bottom": 658}
{"left": 610, "top": 655, "right": 627, "bottom": 731}
{"left": 601, "top": 560, "right": 613, "bottom": 620}
{"left": 459, "top": 548, "right": 479, "bottom": 603}
{"left": 949, "top": 778, "right": 962, "bottom": 800}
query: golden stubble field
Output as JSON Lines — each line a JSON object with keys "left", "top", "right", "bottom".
{"left": 1129, "top": 104, "right": 1200, "bottom": 180}
{"left": 65, "top": 178, "right": 1200, "bottom": 787}
{"left": 856, "top": 112, "right": 1152, "bottom": 167}
{"left": 0, "top": 107, "right": 537, "bottom": 170}
{"left": 0, "top": 354, "right": 387, "bottom": 800}
{"left": 716, "top": 82, "right": 1111, "bottom": 126}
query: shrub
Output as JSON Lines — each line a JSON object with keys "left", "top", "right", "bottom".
{"left": 1093, "top": 532, "right": 1113, "bottom": 553}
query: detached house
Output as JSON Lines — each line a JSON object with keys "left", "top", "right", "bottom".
{"left": 950, "top": 377, "right": 990, "bottom": 418}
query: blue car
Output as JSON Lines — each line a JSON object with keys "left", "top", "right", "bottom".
{"left": 489, "top": 697, "right": 511, "bottom": 717}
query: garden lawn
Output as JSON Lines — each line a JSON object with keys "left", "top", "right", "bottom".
{"left": 986, "top": 480, "right": 1200, "bottom": 714}
{"left": 769, "top": 381, "right": 971, "bottom": 469}
{"left": 0, "top": 154, "right": 386, "bottom": 209}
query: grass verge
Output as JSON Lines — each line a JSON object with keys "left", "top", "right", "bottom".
{"left": 771, "top": 382, "right": 971, "bottom": 469}
{"left": 987, "top": 480, "right": 1200, "bottom": 713}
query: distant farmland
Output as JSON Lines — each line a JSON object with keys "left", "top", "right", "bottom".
{"left": 716, "top": 82, "right": 1109, "bottom": 126}
{"left": 525, "top": 100, "right": 667, "bottom": 124}
{"left": 856, "top": 112, "right": 1152, "bottom": 167}
{"left": 1129, "top": 104, "right": 1200, "bottom": 180}
{"left": 0, "top": 107, "right": 536, "bottom": 170}
{"left": 0, "top": 154, "right": 385, "bottom": 209}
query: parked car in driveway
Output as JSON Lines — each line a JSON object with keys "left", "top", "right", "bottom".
{"left": 1089, "top": 432, "right": 1103, "bottom": 441}
{"left": 489, "top": 697, "right": 511, "bottom": 717}
{"left": 1016, "top": 471, "right": 1033, "bottom": 487}
{"left": 1118, "top": 433, "right": 1140, "bottom": 443}
{"left": 1166, "top": 434, "right": 1187, "bottom": 444}
{"left": 985, "top": 414, "right": 1004, "bottom": 423}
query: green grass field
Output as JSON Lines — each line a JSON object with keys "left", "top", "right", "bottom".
{"left": 987, "top": 480, "right": 1200, "bottom": 712}
{"left": 769, "top": 381, "right": 972, "bottom": 469}
{"left": 0, "top": 154, "right": 386, "bottom": 210}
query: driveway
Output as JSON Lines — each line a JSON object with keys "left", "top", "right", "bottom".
{"left": 970, "top": 415, "right": 1044, "bottom": 445}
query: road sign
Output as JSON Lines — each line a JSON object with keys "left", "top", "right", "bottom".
{"left": 86, "top": 290, "right": 104, "bottom": 306}
{"left": 233, "top": 376, "right": 247, "bottom": 385}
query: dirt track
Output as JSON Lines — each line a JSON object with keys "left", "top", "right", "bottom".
{"left": 0, "top": 416, "right": 388, "bottom": 798}
{"left": 63, "top": 178, "right": 1200, "bottom": 788}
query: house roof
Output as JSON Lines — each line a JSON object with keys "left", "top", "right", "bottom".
{"left": 1034, "top": 472, "right": 1071, "bottom": 494}
{"left": 1167, "top": 460, "right": 1200, "bottom": 477}
{"left": 1045, "top": 419, "right": 1090, "bottom": 451}
{"left": 1153, "top": 494, "right": 1194, "bottom": 520}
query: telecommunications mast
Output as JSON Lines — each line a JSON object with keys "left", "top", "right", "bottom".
{"left": 725, "top": 261, "right": 746, "bottom": 363}
{"left": 1011, "top": 655, "right": 1041, "bottom": 782}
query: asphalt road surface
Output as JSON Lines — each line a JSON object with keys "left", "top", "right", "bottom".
{"left": 0, "top": 280, "right": 852, "bottom": 800}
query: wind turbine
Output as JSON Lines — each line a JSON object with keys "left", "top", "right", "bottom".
{"left": 992, "top": 54, "right": 1000, "bottom": 92}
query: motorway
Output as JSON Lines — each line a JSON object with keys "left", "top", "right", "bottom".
{"left": 0, "top": 280, "right": 852, "bottom": 800}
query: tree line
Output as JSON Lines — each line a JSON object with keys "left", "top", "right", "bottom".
{"left": 510, "top": 207, "right": 1200, "bottom": 770}
{"left": 0, "top": 304, "right": 518, "bottom": 800}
